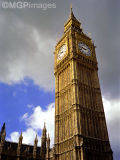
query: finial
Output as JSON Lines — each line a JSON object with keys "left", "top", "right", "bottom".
{"left": 34, "top": 134, "right": 37, "bottom": 140}
{"left": 44, "top": 122, "right": 46, "bottom": 128}
{"left": 69, "top": 4, "right": 76, "bottom": 20}
{"left": 42, "top": 122, "right": 47, "bottom": 136}
{"left": 34, "top": 134, "right": 38, "bottom": 144}
{"left": 19, "top": 131, "right": 23, "bottom": 142}
{"left": 70, "top": 4, "right": 72, "bottom": 13}
{"left": 20, "top": 131, "right": 22, "bottom": 136}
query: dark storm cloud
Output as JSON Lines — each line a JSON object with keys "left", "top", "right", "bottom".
{"left": 0, "top": 0, "right": 119, "bottom": 97}
{"left": 0, "top": 0, "right": 70, "bottom": 90}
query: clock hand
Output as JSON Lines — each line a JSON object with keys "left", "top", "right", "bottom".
{"left": 82, "top": 47, "right": 87, "bottom": 50}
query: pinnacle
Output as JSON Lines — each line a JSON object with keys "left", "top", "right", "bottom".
{"left": 19, "top": 131, "right": 23, "bottom": 140}
{"left": 44, "top": 122, "right": 46, "bottom": 128}
{"left": 69, "top": 4, "right": 77, "bottom": 20}
{"left": 48, "top": 133, "right": 50, "bottom": 139}
{"left": 34, "top": 134, "right": 38, "bottom": 143}
{"left": 1, "top": 122, "right": 5, "bottom": 132}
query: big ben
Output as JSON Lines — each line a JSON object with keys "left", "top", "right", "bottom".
{"left": 54, "top": 6, "right": 113, "bottom": 160}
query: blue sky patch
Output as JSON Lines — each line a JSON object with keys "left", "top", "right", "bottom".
{"left": 0, "top": 78, "right": 55, "bottom": 138}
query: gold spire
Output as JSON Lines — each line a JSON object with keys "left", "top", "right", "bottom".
{"left": 69, "top": 4, "right": 77, "bottom": 20}
{"left": 69, "top": 4, "right": 76, "bottom": 19}
{"left": 64, "top": 5, "right": 81, "bottom": 33}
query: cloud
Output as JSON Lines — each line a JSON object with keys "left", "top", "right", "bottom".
{"left": 22, "top": 128, "right": 41, "bottom": 145}
{"left": 25, "top": 103, "right": 55, "bottom": 146}
{"left": 8, "top": 103, "right": 55, "bottom": 146}
{"left": 0, "top": 12, "right": 55, "bottom": 90}
{"left": 20, "top": 113, "right": 28, "bottom": 120}
{"left": 8, "top": 132, "right": 19, "bottom": 143}
{"left": 8, "top": 128, "right": 41, "bottom": 146}
{"left": 0, "top": 0, "right": 119, "bottom": 97}
{"left": 27, "top": 104, "right": 34, "bottom": 108}
{"left": 103, "top": 98, "right": 120, "bottom": 159}
{"left": 8, "top": 98, "right": 120, "bottom": 159}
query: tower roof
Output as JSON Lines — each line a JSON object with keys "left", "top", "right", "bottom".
{"left": 69, "top": 4, "right": 77, "bottom": 21}
{"left": 64, "top": 5, "right": 81, "bottom": 33}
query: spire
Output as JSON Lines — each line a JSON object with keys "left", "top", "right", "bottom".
{"left": 47, "top": 133, "right": 50, "bottom": 149}
{"left": 69, "top": 4, "right": 76, "bottom": 20}
{"left": 33, "top": 134, "right": 38, "bottom": 159}
{"left": 42, "top": 122, "right": 47, "bottom": 136}
{"left": 43, "top": 122, "right": 46, "bottom": 130}
{"left": 0, "top": 123, "right": 6, "bottom": 142}
{"left": 1, "top": 123, "right": 5, "bottom": 133}
{"left": 34, "top": 134, "right": 38, "bottom": 145}
{"left": 17, "top": 132, "right": 23, "bottom": 159}
{"left": 20, "top": 132, "right": 23, "bottom": 139}
{"left": 64, "top": 5, "right": 81, "bottom": 33}
{"left": 0, "top": 123, "right": 5, "bottom": 136}
{"left": 46, "top": 133, "right": 50, "bottom": 160}
{"left": 70, "top": 4, "right": 73, "bottom": 16}
{"left": 0, "top": 122, "right": 6, "bottom": 156}
{"left": 41, "top": 123, "right": 47, "bottom": 160}
{"left": 18, "top": 132, "right": 23, "bottom": 146}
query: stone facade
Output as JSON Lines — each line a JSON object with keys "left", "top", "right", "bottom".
{"left": 0, "top": 6, "right": 113, "bottom": 160}
{"left": 54, "top": 6, "right": 113, "bottom": 160}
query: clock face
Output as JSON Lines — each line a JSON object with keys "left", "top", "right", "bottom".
{"left": 78, "top": 42, "right": 91, "bottom": 56}
{"left": 57, "top": 44, "right": 67, "bottom": 60}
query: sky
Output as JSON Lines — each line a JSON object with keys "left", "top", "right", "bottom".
{"left": 0, "top": 0, "right": 120, "bottom": 159}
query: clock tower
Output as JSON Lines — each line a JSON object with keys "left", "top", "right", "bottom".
{"left": 54, "top": 6, "right": 113, "bottom": 160}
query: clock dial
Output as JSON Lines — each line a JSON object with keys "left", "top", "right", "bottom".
{"left": 57, "top": 44, "right": 67, "bottom": 60}
{"left": 78, "top": 42, "right": 91, "bottom": 56}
